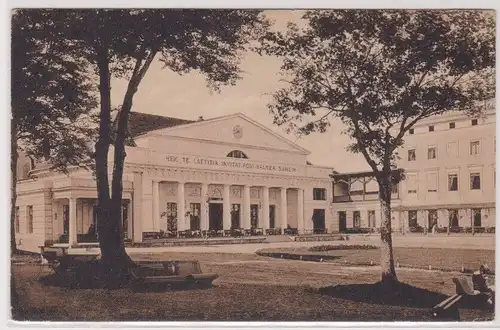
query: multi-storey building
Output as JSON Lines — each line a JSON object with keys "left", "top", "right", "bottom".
{"left": 14, "top": 112, "right": 335, "bottom": 252}
{"left": 332, "top": 101, "right": 496, "bottom": 234}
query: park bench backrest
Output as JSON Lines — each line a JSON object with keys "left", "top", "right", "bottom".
{"left": 453, "top": 277, "right": 476, "bottom": 295}
{"left": 133, "top": 260, "right": 202, "bottom": 278}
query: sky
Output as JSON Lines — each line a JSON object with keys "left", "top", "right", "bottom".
{"left": 109, "top": 10, "right": 369, "bottom": 172}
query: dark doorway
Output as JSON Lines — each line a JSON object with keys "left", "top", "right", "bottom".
{"left": 190, "top": 203, "right": 201, "bottom": 230}
{"left": 209, "top": 203, "right": 223, "bottom": 231}
{"left": 269, "top": 205, "right": 276, "bottom": 228}
{"left": 472, "top": 208, "right": 482, "bottom": 227}
{"left": 338, "top": 211, "right": 347, "bottom": 232}
{"left": 428, "top": 210, "right": 437, "bottom": 229}
{"left": 250, "top": 204, "right": 259, "bottom": 229}
{"left": 122, "top": 202, "right": 129, "bottom": 238}
{"left": 449, "top": 209, "right": 459, "bottom": 227}
{"left": 231, "top": 204, "right": 241, "bottom": 229}
{"left": 312, "top": 209, "right": 326, "bottom": 233}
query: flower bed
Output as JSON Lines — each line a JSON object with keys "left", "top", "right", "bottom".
{"left": 308, "top": 244, "right": 378, "bottom": 252}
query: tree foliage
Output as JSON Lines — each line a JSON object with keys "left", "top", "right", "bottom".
{"left": 11, "top": 11, "right": 97, "bottom": 254}
{"left": 12, "top": 11, "right": 97, "bottom": 172}
{"left": 258, "top": 9, "right": 495, "bottom": 284}
{"left": 259, "top": 10, "right": 494, "bottom": 173}
{"left": 14, "top": 9, "right": 269, "bottom": 285}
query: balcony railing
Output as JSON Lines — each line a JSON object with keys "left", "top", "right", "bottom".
{"left": 333, "top": 191, "right": 399, "bottom": 203}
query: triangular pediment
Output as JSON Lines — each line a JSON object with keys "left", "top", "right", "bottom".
{"left": 136, "top": 113, "right": 310, "bottom": 155}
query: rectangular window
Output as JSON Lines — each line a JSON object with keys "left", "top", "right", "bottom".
{"left": 470, "top": 140, "right": 480, "bottom": 155}
{"left": 428, "top": 125, "right": 434, "bottom": 132}
{"left": 408, "top": 149, "right": 416, "bottom": 161}
{"left": 409, "top": 128, "right": 414, "bottom": 135}
{"left": 407, "top": 174, "right": 417, "bottom": 194}
{"left": 391, "top": 183, "right": 398, "bottom": 194}
{"left": 313, "top": 188, "right": 326, "bottom": 201}
{"left": 472, "top": 119, "right": 478, "bottom": 126}
{"left": 427, "top": 147, "right": 436, "bottom": 159}
{"left": 353, "top": 211, "right": 361, "bottom": 228}
{"left": 408, "top": 210, "right": 418, "bottom": 227}
{"left": 427, "top": 172, "right": 438, "bottom": 192}
{"left": 449, "top": 122, "right": 455, "bottom": 129}
{"left": 15, "top": 206, "right": 20, "bottom": 233}
{"left": 470, "top": 172, "right": 481, "bottom": 190}
{"left": 448, "top": 173, "right": 458, "bottom": 191}
{"left": 472, "top": 208, "right": 481, "bottom": 227}
{"left": 26, "top": 205, "right": 33, "bottom": 234}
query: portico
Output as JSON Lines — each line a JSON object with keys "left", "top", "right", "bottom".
{"left": 134, "top": 167, "right": 308, "bottom": 241}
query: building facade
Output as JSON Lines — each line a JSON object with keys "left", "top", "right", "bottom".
{"left": 15, "top": 113, "right": 336, "bottom": 252}
{"left": 332, "top": 102, "right": 496, "bottom": 234}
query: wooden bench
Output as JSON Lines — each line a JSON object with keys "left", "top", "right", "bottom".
{"left": 130, "top": 260, "right": 218, "bottom": 291}
{"left": 431, "top": 293, "right": 462, "bottom": 319}
{"left": 432, "top": 276, "right": 494, "bottom": 318}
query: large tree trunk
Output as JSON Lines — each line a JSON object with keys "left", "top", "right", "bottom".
{"left": 94, "top": 45, "right": 131, "bottom": 287}
{"left": 378, "top": 175, "right": 398, "bottom": 285}
{"left": 11, "top": 119, "right": 18, "bottom": 256}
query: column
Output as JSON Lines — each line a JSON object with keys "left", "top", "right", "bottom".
{"left": 223, "top": 184, "right": 231, "bottom": 230}
{"left": 69, "top": 198, "right": 77, "bottom": 246}
{"left": 200, "top": 183, "right": 209, "bottom": 231}
{"left": 177, "top": 182, "right": 185, "bottom": 232}
{"left": 280, "top": 187, "right": 287, "bottom": 234}
{"left": 243, "top": 185, "right": 251, "bottom": 229}
{"left": 152, "top": 180, "right": 160, "bottom": 232}
{"left": 131, "top": 172, "right": 142, "bottom": 243}
{"left": 262, "top": 186, "right": 270, "bottom": 231}
{"left": 297, "top": 188, "right": 304, "bottom": 234}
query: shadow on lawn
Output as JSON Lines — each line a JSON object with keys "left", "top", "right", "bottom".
{"left": 315, "top": 281, "right": 447, "bottom": 309}
{"left": 39, "top": 271, "right": 215, "bottom": 293}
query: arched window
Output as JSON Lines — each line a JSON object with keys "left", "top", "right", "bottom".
{"left": 226, "top": 150, "right": 248, "bottom": 159}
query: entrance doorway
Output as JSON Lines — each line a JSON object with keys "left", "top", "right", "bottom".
{"left": 428, "top": 210, "right": 437, "bottom": 229}
{"left": 231, "top": 204, "right": 241, "bottom": 229}
{"left": 209, "top": 203, "right": 223, "bottom": 231}
{"left": 269, "top": 205, "right": 276, "bottom": 228}
{"left": 312, "top": 209, "right": 326, "bottom": 233}
{"left": 250, "top": 204, "right": 259, "bottom": 229}
{"left": 338, "top": 211, "right": 347, "bottom": 232}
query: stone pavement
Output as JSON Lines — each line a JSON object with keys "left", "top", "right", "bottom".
{"left": 126, "top": 233, "right": 495, "bottom": 255}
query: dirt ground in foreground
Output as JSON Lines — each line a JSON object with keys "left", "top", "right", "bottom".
{"left": 11, "top": 252, "right": 494, "bottom": 322}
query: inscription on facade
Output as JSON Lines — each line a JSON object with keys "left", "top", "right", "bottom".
{"left": 165, "top": 155, "right": 298, "bottom": 173}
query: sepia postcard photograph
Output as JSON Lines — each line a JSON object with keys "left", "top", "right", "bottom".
{"left": 5, "top": 2, "right": 498, "bottom": 326}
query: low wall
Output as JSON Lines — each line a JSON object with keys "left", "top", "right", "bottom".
{"left": 131, "top": 237, "right": 267, "bottom": 247}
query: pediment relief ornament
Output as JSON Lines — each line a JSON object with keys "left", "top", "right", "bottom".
{"left": 188, "top": 187, "right": 201, "bottom": 197}
{"left": 231, "top": 186, "right": 242, "bottom": 198}
{"left": 166, "top": 184, "right": 177, "bottom": 196}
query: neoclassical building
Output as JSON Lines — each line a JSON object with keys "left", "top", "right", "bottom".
{"left": 15, "top": 112, "right": 336, "bottom": 252}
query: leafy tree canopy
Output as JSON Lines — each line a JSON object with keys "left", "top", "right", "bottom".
{"left": 12, "top": 11, "right": 97, "bottom": 172}
{"left": 258, "top": 10, "right": 495, "bottom": 176}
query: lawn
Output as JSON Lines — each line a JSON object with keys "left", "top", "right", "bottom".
{"left": 256, "top": 246, "right": 496, "bottom": 273}
{"left": 11, "top": 252, "right": 494, "bottom": 322}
